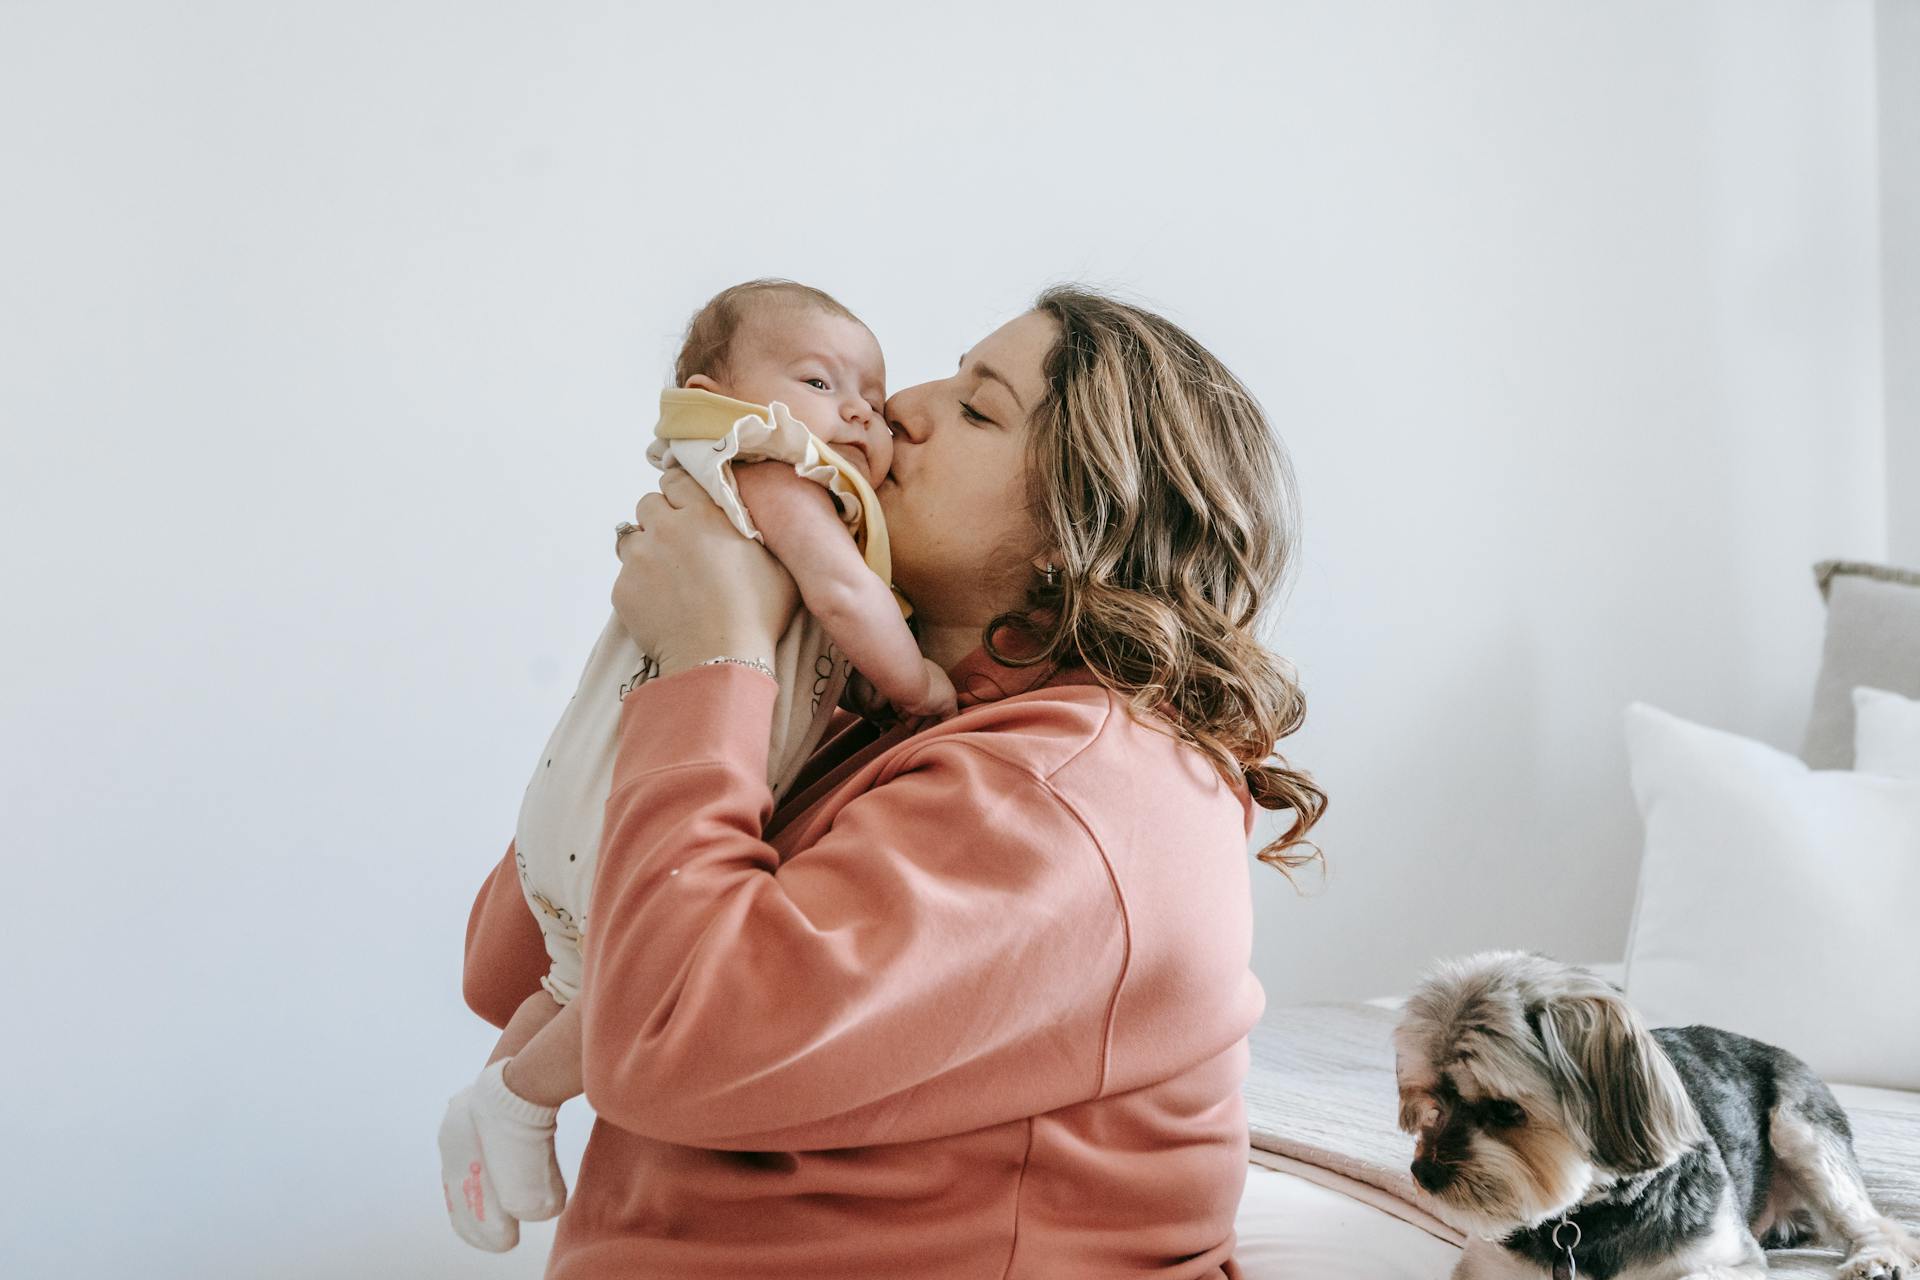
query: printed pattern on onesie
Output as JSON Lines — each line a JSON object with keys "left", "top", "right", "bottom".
{"left": 512, "top": 613, "right": 655, "bottom": 1004}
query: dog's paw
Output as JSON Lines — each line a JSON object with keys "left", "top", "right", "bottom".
{"left": 1838, "top": 1247, "right": 1908, "bottom": 1280}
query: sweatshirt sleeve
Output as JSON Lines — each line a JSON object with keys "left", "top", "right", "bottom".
{"left": 461, "top": 841, "right": 548, "bottom": 1030}
{"left": 577, "top": 663, "right": 1127, "bottom": 1151}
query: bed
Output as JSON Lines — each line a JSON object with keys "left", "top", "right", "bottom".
{"left": 1231, "top": 560, "right": 1920, "bottom": 1279}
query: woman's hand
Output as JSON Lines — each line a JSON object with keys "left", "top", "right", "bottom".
{"left": 613, "top": 469, "right": 800, "bottom": 677}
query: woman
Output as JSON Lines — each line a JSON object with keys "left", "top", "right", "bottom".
{"left": 459, "top": 287, "right": 1325, "bottom": 1278}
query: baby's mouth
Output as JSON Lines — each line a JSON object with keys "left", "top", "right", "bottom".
{"left": 833, "top": 442, "right": 877, "bottom": 485}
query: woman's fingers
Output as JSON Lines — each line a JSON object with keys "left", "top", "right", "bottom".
{"left": 627, "top": 471, "right": 707, "bottom": 541}
{"left": 609, "top": 463, "right": 797, "bottom": 667}
{"left": 629, "top": 471, "right": 702, "bottom": 531}
{"left": 658, "top": 469, "right": 703, "bottom": 506}
{"left": 635, "top": 470, "right": 699, "bottom": 523}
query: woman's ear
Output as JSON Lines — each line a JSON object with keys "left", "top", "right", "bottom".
{"left": 683, "top": 374, "right": 722, "bottom": 394}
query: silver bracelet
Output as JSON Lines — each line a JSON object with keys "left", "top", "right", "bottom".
{"left": 698, "top": 655, "right": 776, "bottom": 681}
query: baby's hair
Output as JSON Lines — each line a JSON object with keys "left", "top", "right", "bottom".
{"left": 674, "top": 278, "right": 863, "bottom": 387}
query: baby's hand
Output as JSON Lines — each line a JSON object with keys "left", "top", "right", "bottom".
{"left": 841, "top": 669, "right": 891, "bottom": 723}
{"left": 894, "top": 659, "right": 959, "bottom": 721}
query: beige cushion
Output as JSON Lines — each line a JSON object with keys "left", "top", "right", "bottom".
{"left": 1801, "top": 560, "right": 1920, "bottom": 768}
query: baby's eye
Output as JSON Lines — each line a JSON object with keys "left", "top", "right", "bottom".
{"left": 804, "top": 377, "right": 829, "bottom": 391}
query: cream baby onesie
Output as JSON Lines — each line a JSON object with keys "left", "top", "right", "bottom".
{"left": 511, "top": 388, "right": 908, "bottom": 1004}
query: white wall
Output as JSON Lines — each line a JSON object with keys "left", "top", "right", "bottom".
{"left": 0, "top": 3, "right": 1887, "bottom": 1276}
{"left": 1883, "top": 0, "right": 1920, "bottom": 567}
{"left": 1253, "top": 0, "right": 1887, "bottom": 1000}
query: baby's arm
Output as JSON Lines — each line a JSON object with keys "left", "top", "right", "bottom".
{"left": 732, "top": 461, "right": 955, "bottom": 718}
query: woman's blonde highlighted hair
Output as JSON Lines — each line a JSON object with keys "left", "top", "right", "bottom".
{"left": 985, "top": 285, "right": 1327, "bottom": 874}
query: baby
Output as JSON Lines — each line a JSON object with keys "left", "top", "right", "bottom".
{"left": 439, "top": 280, "right": 957, "bottom": 1252}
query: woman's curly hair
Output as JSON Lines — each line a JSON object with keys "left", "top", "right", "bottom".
{"left": 984, "top": 285, "right": 1327, "bottom": 875}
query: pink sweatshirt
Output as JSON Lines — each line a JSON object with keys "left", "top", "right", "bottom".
{"left": 462, "top": 639, "right": 1266, "bottom": 1278}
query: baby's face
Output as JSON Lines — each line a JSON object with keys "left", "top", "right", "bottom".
{"left": 694, "top": 308, "right": 892, "bottom": 487}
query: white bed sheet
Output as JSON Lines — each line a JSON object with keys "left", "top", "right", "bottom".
{"left": 1233, "top": 1162, "right": 1456, "bottom": 1280}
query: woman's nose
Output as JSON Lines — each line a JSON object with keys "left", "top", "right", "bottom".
{"left": 882, "top": 388, "right": 928, "bottom": 442}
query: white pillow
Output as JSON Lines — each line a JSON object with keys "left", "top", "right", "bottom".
{"left": 1854, "top": 685, "right": 1920, "bottom": 780}
{"left": 1622, "top": 702, "right": 1920, "bottom": 1090}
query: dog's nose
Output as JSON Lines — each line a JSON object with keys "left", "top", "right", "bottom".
{"left": 1411, "top": 1157, "right": 1452, "bottom": 1193}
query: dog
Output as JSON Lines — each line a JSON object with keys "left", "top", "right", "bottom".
{"left": 1393, "top": 951, "right": 1916, "bottom": 1280}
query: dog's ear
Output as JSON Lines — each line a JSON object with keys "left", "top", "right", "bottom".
{"left": 1532, "top": 992, "right": 1701, "bottom": 1173}
{"left": 1391, "top": 1025, "right": 1442, "bottom": 1134}
{"left": 1396, "top": 1089, "right": 1428, "bottom": 1136}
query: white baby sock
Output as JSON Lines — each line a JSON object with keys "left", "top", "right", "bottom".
{"left": 466, "top": 1057, "right": 568, "bottom": 1222}
{"left": 438, "top": 1086, "right": 519, "bottom": 1252}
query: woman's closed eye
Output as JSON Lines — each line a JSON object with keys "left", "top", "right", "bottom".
{"left": 959, "top": 400, "right": 993, "bottom": 425}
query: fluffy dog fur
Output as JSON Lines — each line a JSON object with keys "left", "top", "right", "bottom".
{"left": 1394, "top": 952, "right": 1916, "bottom": 1280}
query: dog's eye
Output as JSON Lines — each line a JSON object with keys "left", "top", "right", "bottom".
{"left": 1486, "top": 1100, "right": 1527, "bottom": 1128}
